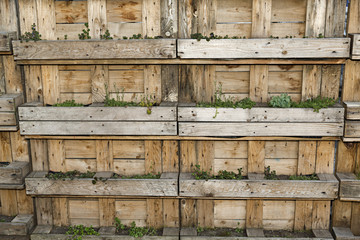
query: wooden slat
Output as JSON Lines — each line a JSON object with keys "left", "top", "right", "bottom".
{"left": 13, "top": 40, "right": 177, "bottom": 60}
{"left": 42, "top": 65, "right": 60, "bottom": 106}
{"left": 251, "top": 0, "right": 272, "bottom": 38}
{"left": 294, "top": 201, "right": 313, "bottom": 231}
{"left": 163, "top": 199, "right": 179, "bottom": 227}
{"left": 146, "top": 199, "right": 163, "bottom": 228}
{"left": 312, "top": 201, "right": 330, "bottom": 229}
{"left": 321, "top": 65, "right": 341, "bottom": 99}
{"left": 24, "top": 66, "right": 43, "bottom": 102}
{"left": 337, "top": 172, "right": 360, "bottom": 201}
{"left": 0, "top": 190, "right": 18, "bottom": 215}
{"left": 325, "top": 0, "right": 347, "bottom": 37}
{"left": 35, "top": 198, "right": 53, "bottom": 225}
{"left": 0, "top": 161, "right": 30, "bottom": 185}
{"left": 145, "top": 140, "right": 162, "bottom": 174}
{"left": 263, "top": 201, "right": 295, "bottom": 230}
{"left": 99, "top": 198, "right": 115, "bottom": 226}
{"left": 248, "top": 141, "right": 265, "bottom": 173}
{"left": 69, "top": 199, "right": 99, "bottom": 227}
{"left": 0, "top": 132, "right": 12, "bottom": 162}
{"left": 0, "top": 32, "right": 17, "bottom": 52}
{"left": 250, "top": 65, "right": 268, "bottom": 102}
{"left": 145, "top": 65, "right": 162, "bottom": 102}
{"left": 246, "top": 200, "right": 263, "bottom": 228}
{"left": 3, "top": 55, "right": 23, "bottom": 94}
{"left": 16, "top": 190, "right": 33, "bottom": 214}
{"left": 332, "top": 200, "right": 352, "bottom": 227}
{"left": 345, "top": 121, "right": 360, "bottom": 138}
{"left": 302, "top": 65, "right": 322, "bottom": 101}
{"left": 115, "top": 200, "right": 146, "bottom": 226}
{"left": 18, "top": 0, "right": 38, "bottom": 34}
{"left": 196, "top": 141, "right": 214, "bottom": 174}
{"left": 87, "top": 0, "right": 107, "bottom": 39}
{"left": 343, "top": 60, "right": 360, "bottom": 102}
{"left": 316, "top": 141, "right": 335, "bottom": 174}
{"left": 0, "top": 1, "right": 18, "bottom": 32}
{"left": 37, "top": 0, "right": 56, "bottom": 40}
{"left": 180, "top": 199, "right": 196, "bottom": 227}
{"left": 52, "top": 198, "right": 68, "bottom": 226}
{"left": 91, "top": 65, "right": 109, "bottom": 103}
{"left": 162, "top": 141, "right": 179, "bottom": 173}
{"left": 336, "top": 142, "right": 357, "bottom": 173}
{"left": 197, "top": 200, "right": 214, "bottom": 228}
{"left": 30, "top": 140, "right": 48, "bottom": 171}
{"left": 160, "top": 0, "right": 178, "bottom": 38}
{"left": 55, "top": 1, "right": 88, "bottom": 24}
{"left": 142, "top": 0, "right": 161, "bottom": 37}
{"left": 10, "top": 131, "right": 29, "bottom": 162}
{"left": 96, "top": 140, "right": 113, "bottom": 172}
{"left": 298, "top": 141, "right": 316, "bottom": 175}
{"left": 351, "top": 202, "right": 360, "bottom": 235}
{"left": 347, "top": 0, "right": 360, "bottom": 34}
{"left": 305, "top": 0, "right": 327, "bottom": 37}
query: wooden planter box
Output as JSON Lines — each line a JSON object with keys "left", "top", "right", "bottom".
{"left": 0, "top": 31, "right": 17, "bottom": 54}
{"left": 179, "top": 173, "right": 338, "bottom": 199}
{"left": 332, "top": 227, "right": 360, "bottom": 240}
{"left": 0, "top": 214, "right": 34, "bottom": 236}
{"left": 26, "top": 172, "right": 178, "bottom": 197}
{"left": 0, "top": 161, "right": 30, "bottom": 189}
{"left": 31, "top": 225, "right": 179, "bottom": 240}
{"left": 350, "top": 34, "right": 360, "bottom": 60}
{"left": 0, "top": 94, "right": 23, "bottom": 131}
{"left": 181, "top": 228, "right": 333, "bottom": 240}
{"left": 343, "top": 102, "right": 360, "bottom": 141}
{"left": 177, "top": 38, "right": 350, "bottom": 59}
{"left": 19, "top": 103, "right": 177, "bottom": 136}
{"left": 178, "top": 104, "right": 344, "bottom": 137}
{"left": 336, "top": 172, "right": 360, "bottom": 201}
{"left": 12, "top": 39, "right": 176, "bottom": 60}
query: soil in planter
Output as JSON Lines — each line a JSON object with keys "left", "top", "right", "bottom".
{"left": 0, "top": 162, "right": 10, "bottom": 167}
{"left": 115, "top": 227, "right": 162, "bottom": 236}
{"left": 197, "top": 228, "right": 246, "bottom": 237}
{"left": 264, "top": 230, "right": 314, "bottom": 238}
{"left": 51, "top": 226, "right": 100, "bottom": 234}
{"left": 111, "top": 173, "right": 161, "bottom": 179}
{"left": 0, "top": 215, "right": 15, "bottom": 222}
{"left": 46, "top": 171, "right": 96, "bottom": 180}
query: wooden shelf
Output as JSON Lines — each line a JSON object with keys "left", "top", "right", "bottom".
{"left": 336, "top": 172, "right": 360, "bottom": 202}
{"left": 0, "top": 93, "right": 23, "bottom": 131}
{"left": 0, "top": 161, "right": 30, "bottom": 189}
{"left": 0, "top": 214, "right": 34, "bottom": 236}
{"left": 0, "top": 31, "right": 17, "bottom": 54}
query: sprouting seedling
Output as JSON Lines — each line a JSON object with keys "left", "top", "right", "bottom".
{"left": 100, "top": 29, "right": 113, "bottom": 40}
{"left": 20, "top": 23, "right": 42, "bottom": 42}
{"left": 78, "top": 23, "right": 91, "bottom": 40}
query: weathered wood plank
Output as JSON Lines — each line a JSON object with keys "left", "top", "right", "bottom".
{"left": 344, "top": 121, "right": 360, "bottom": 138}
{"left": 251, "top": 0, "right": 271, "bottom": 38}
{"left": 31, "top": 233, "right": 178, "bottom": 240}
{"left": 344, "top": 102, "right": 360, "bottom": 119}
{"left": 0, "top": 161, "right": 30, "bottom": 186}
{"left": 305, "top": 0, "right": 327, "bottom": 37}
{"left": 0, "top": 32, "right": 17, "bottom": 53}
{"left": 179, "top": 173, "right": 338, "bottom": 199}
{"left": 343, "top": 60, "right": 360, "bottom": 102}
{"left": 26, "top": 172, "right": 178, "bottom": 197}
{"left": 337, "top": 172, "right": 360, "bottom": 201}
{"left": 350, "top": 34, "right": 360, "bottom": 60}
{"left": 13, "top": 40, "right": 176, "bottom": 60}
{"left": 177, "top": 39, "right": 350, "bottom": 59}
{"left": 0, "top": 214, "right": 34, "bottom": 236}
{"left": 332, "top": 227, "right": 358, "bottom": 240}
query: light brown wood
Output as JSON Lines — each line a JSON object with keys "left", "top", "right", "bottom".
{"left": 298, "top": 141, "right": 316, "bottom": 175}
{"left": 251, "top": 0, "right": 272, "bottom": 38}
{"left": 294, "top": 201, "right": 313, "bottom": 231}
{"left": 35, "top": 198, "right": 53, "bottom": 225}
{"left": 48, "top": 140, "right": 65, "bottom": 172}
{"left": 343, "top": 60, "right": 360, "bottom": 102}
{"left": 197, "top": 200, "right": 214, "bottom": 228}
{"left": 337, "top": 172, "right": 360, "bottom": 201}
{"left": 99, "top": 198, "right": 115, "bottom": 226}
{"left": 145, "top": 140, "right": 162, "bottom": 174}
{"left": 248, "top": 141, "right": 265, "bottom": 173}
{"left": 0, "top": 32, "right": 17, "bottom": 53}
{"left": 350, "top": 202, "right": 360, "bottom": 235}
{"left": 246, "top": 200, "right": 263, "bottom": 228}
{"left": 332, "top": 200, "right": 352, "bottom": 227}
{"left": 146, "top": 199, "right": 163, "bottom": 228}
{"left": 312, "top": 201, "right": 331, "bottom": 230}
{"left": 96, "top": 140, "right": 113, "bottom": 172}
{"left": 347, "top": 0, "right": 360, "bottom": 34}
{"left": 305, "top": 0, "right": 327, "bottom": 37}
{"left": 250, "top": 65, "right": 268, "bottom": 102}
{"left": 88, "top": 0, "right": 107, "bottom": 39}
{"left": 316, "top": 141, "right": 335, "bottom": 174}
{"left": 52, "top": 198, "right": 68, "bottom": 226}
{"left": 180, "top": 199, "right": 196, "bottom": 227}
{"left": 336, "top": 142, "right": 357, "bottom": 173}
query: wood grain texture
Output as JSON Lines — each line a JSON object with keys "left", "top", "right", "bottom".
{"left": 337, "top": 172, "right": 360, "bottom": 201}
{"left": 0, "top": 32, "right": 17, "bottom": 53}
{"left": 0, "top": 214, "right": 34, "bottom": 236}
{"left": 343, "top": 60, "right": 360, "bottom": 102}
{"left": 13, "top": 40, "right": 176, "bottom": 60}
{"left": 0, "top": 161, "right": 30, "bottom": 186}
{"left": 251, "top": 0, "right": 271, "bottom": 38}
{"left": 177, "top": 39, "right": 350, "bottom": 59}
{"left": 305, "top": 0, "right": 327, "bottom": 37}
{"left": 347, "top": 0, "right": 360, "bottom": 34}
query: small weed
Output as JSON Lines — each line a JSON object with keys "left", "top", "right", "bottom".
{"left": 193, "top": 164, "right": 243, "bottom": 180}
{"left": 112, "top": 173, "right": 161, "bottom": 179}
{"left": 264, "top": 166, "right": 278, "bottom": 180}
{"left": 46, "top": 170, "right": 96, "bottom": 180}
{"left": 64, "top": 35, "right": 68, "bottom": 40}
{"left": 52, "top": 100, "right": 83, "bottom": 107}
{"left": 197, "top": 227, "right": 204, "bottom": 233}
{"left": 78, "top": 23, "right": 91, "bottom": 40}
{"left": 289, "top": 174, "right": 319, "bottom": 180}
{"left": 268, "top": 93, "right": 292, "bottom": 108}
{"left": 100, "top": 29, "right": 113, "bottom": 40}
{"left": 191, "top": 32, "right": 244, "bottom": 41}
{"left": 66, "top": 225, "right": 98, "bottom": 240}
{"left": 20, "top": 23, "right": 41, "bottom": 42}
{"left": 115, "top": 217, "right": 126, "bottom": 231}
{"left": 356, "top": 172, "right": 360, "bottom": 180}
{"left": 317, "top": 33, "right": 324, "bottom": 38}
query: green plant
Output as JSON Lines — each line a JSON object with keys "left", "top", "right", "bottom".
{"left": 268, "top": 94, "right": 292, "bottom": 108}
{"left": 192, "top": 164, "right": 213, "bottom": 180}
{"left": 291, "top": 96, "right": 337, "bottom": 112}
{"left": 64, "top": 35, "right": 68, "bottom": 40}
{"left": 52, "top": 100, "right": 84, "bottom": 107}
{"left": 46, "top": 170, "right": 96, "bottom": 180}
{"left": 20, "top": 23, "right": 41, "bottom": 42}
{"left": 197, "top": 227, "right": 204, "bottom": 233}
{"left": 115, "top": 217, "right": 126, "bottom": 232}
{"left": 128, "top": 221, "right": 157, "bottom": 238}
{"left": 66, "top": 225, "right": 98, "bottom": 240}
{"left": 289, "top": 174, "right": 319, "bottom": 180}
{"left": 100, "top": 29, "right": 113, "bottom": 40}
{"left": 192, "top": 164, "right": 243, "bottom": 180}
{"left": 78, "top": 23, "right": 91, "bottom": 40}
{"left": 190, "top": 32, "right": 244, "bottom": 41}
{"left": 356, "top": 172, "right": 360, "bottom": 180}
{"left": 112, "top": 173, "right": 161, "bottom": 179}
{"left": 235, "top": 222, "right": 244, "bottom": 234}
{"left": 264, "top": 166, "right": 278, "bottom": 180}
{"left": 318, "top": 33, "right": 324, "bottom": 38}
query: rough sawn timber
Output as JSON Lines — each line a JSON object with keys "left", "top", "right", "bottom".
{"left": 0, "top": 161, "right": 30, "bottom": 188}
{"left": 177, "top": 38, "right": 350, "bottom": 59}
{"left": 0, "top": 31, "right": 17, "bottom": 53}
{"left": 0, "top": 214, "right": 34, "bottom": 236}
{"left": 12, "top": 39, "right": 176, "bottom": 60}
{"left": 0, "top": 94, "right": 23, "bottom": 130}
{"left": 350, "top": 34, "right": 360, "bottom": 60}
{"left": 336, "top": 172, "right": 360, "bottom": 201}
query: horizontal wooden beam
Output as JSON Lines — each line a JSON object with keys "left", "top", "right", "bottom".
{"left": 178, "top": 38, "right": 350, "bottom": 59}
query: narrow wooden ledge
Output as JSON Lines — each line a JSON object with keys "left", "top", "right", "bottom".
{"left": 178, "top": 38, "right": 350, "bottom": 59}
{"left": 336, "top": 172, "right": 360, "bottom": 201}
{"left": 343, "top": 102, "right": 360, "bottom": 140}
{"left": 0, "top": 214, "right": 34, "bottom": 236}
{"left": 0, "top": 161, "right": 30, "bottom": 189}
{"left": 26, "top": 172, "right": 178, "bottom": 197}
{"left": 13, "top": 39, "right": 176, "bottom": 60}
{"left": 0, "top": 93, "right": 23, "bottom": 131}
{"left": 0, "top": 31, "right": 17, "bottom": 54}
{"left": 179, "top": 173, "right": 338, "bottom": 200}
{"left": 332, "top": 227, "right": 360, "bottom": 240}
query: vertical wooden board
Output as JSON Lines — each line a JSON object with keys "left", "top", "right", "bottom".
{"left": 214, "top": 200, "right": 246, "bottom": 228}
{"left": 343, "top": 60, "right": 360, "bottom": 102}
{"left": 160, "top": 0, "right": 178, "bottom": 37}
{"left": 115, "top": 200, "right": 147, "bottom": 227}
{"left": 35, "top": 198, "right": 53, "bottom": 225}
{"left": 332, "top": 200, "right": 352, "bottom": 227}
{"left": 181, "top": 199, "right": 196, "bottom": 227}
{"left": 69, "top": 199, "right": 99, "bottom": 227}
{"left": 248, "top": 141, "right": 265, "bottom": 173}
{"left": 347, "top": 0, "right": 360, "bottom": 34}
{"left": 146, "top": 199, "right": 163, "bottom": 228}
{"left": 251, "top": 0, "right": 272, "bottom": 38}
{"left": 196, "top": 141, "right": 214, "bottom": 174}
{"left": 145, "top": 141, "right": 162, "bottom": 174}
{"left": 142, "top": 0, "right": 161, "bottom": 37}
{"left": 0, "top": 132, "right": 12, "bottom": 162}
{"left": 294, "top": 201, "right": 313, "bottom": 231}
{"left": 31, "top": 140, "right": 48, "bottom": 171}
{"left": 203, "top": 65, "right": 216, "bottom": 103}
{"left": 87, "top": 0, "right": 107, "bottom": 39}
{"left": 42, "top": 65, "right": 60, "bottom": 105}
{"left": 24, "top": 65, "right": 43, "bottom": 102}
{"left": 356, "top": 144, "right": 360, "bottom": 175}
{"left": 99, "top": 198, "right": 115, "bottom": 226}
{"left": 144, "top": 65, "right": 161, "bottom": 102}
{"left": 163, "top": 199, "right": 179, "bottom": 227}
{"left": 246, "top": 200, "right": 263, "bottom": 228}
{"left": 91, "top": 65, "right": 109, "bottom": 103}
{"left": 161, "top": 65, "right": 179, "bottom": 102}
{"left": 0, "top": 57, "right": 6, "bottom": 94}
{"left": 325, "top": 0, "right": 347, "bottom": 37}
{"left": 336, "top": 141, "right": 356, "bottom": 173}
{"left": 18, "top": 0, "right": 38, "bottom": 34}
{"left": 305, "top": 0, "right": 327, "bottom": 37}
{"left": 3, "top": 56, "right": 23, "bottom": 94}
{"left": 48, "top": 140, "right": 65, "bottom": 172}
{"left": 316, "top": 141, "right": 335, "bottom": 174}
{"left": 36, "top": 0, "right": 56, "bottom": 40}
{"left": 162, "top": 141, "right": 179, "bottom": 173}
{"left": 178, "top": 0, "right": 193, "bottom": 38}
{"left": 197, "top": 0, "right": 217, "bottom": 36}
{"left": 297, "top": 141, "right": 316, "bottom": 175}
{"left": 96, "top": 140, "right": 113, "bottom": 172}
{"left": 320, "top": 65, "right": 341, "bottom": 99}
{"left": 250, "top": 65, "right": 269, "bottom": 103}
{"left": 350, "top": 202, "right": 360, "bottom": 235}
{"left": 302, "top": 65, "right": 321, "bottom": 101}
{"left": 179, "top": 65, "right": 196, "bottom": 103}
{"left": 180, "top": 141, "right": 196, "bottom": 173}
{"left": 10, "top": 131, "right": 29, "bottom": 162}
{"left": 197, "top": 200, "right": 214, "bottom": 228}
{"left": 16, "top": 190, "right": 33, "bottom": 214}
{"left": 0, "top": 190, "right": 18, "bottom": 216}
{"left": 312, "top": 201, "right": 331, "bottom": 230}
{"left": 52, "top": 198, "right": 69, "bottom": 226}
{"left": 0, "top": 0, "right": 18, "bottom": 32}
